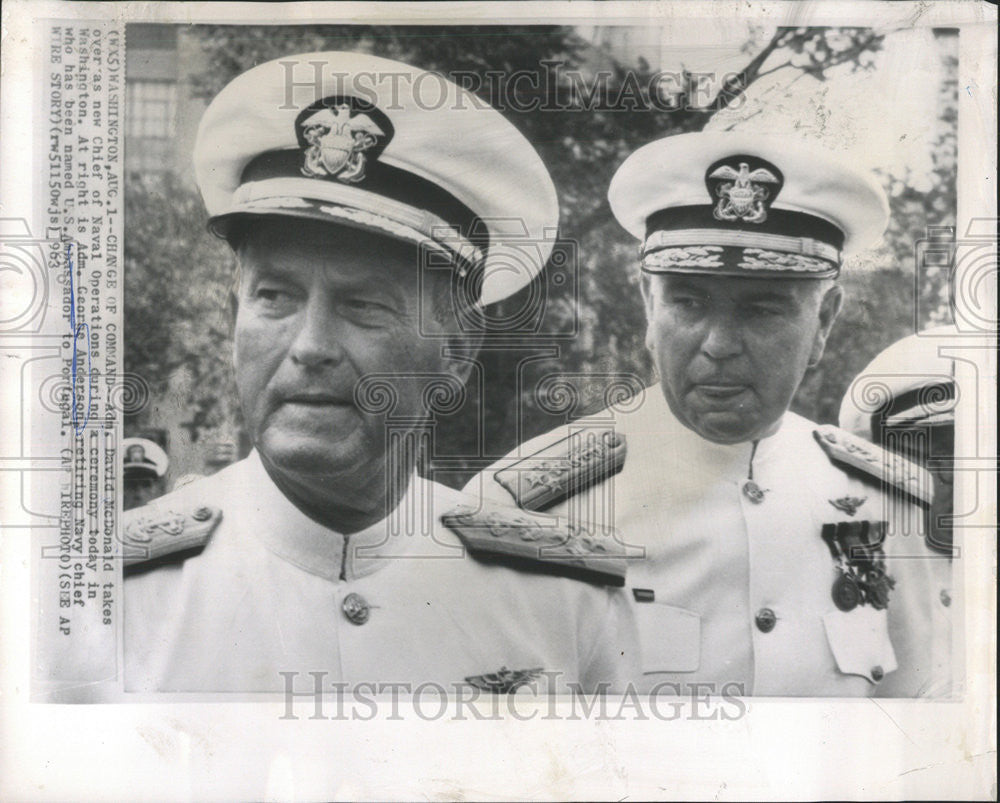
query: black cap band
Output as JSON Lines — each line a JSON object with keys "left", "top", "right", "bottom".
{"left": 240, "top": 149, "right": 484, "bottom": 241}
{"left": 644, "top": 205, "right": 845, "bottom": 251}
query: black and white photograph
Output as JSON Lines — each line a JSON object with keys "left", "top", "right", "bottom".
{"left": 120, "top": 19, "right": 960, "bottom": 697}
{"left": 1, "top": 1, "right": 995, "bottom": 799}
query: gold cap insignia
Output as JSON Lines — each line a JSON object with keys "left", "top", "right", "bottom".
{"left": 298, "top": 102, "right": 387, "bottom": 184}
{"left": 706, "top": 156, "right": 782, "bottom": 224}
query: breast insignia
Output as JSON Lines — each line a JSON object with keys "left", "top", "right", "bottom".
{"left": 813, "top": 424, "right": 932, "bottom": 506}
{"left": 829, "top": 496, "right": 867, "bottom": 517}
{"left": 465, "top": 666, "right": 545, "bottom": 694}
{"left": 441, "top": 501, "right": 627, "bottom": 586}
{"left": 493, "top": 428, "right": 627, "bottom": 511}
{"left": 123, "top": 504, "right": 222, "bottom": 569}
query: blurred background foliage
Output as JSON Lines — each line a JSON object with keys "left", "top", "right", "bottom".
{"left": 125, "top": 25, "right": 956, "bottom": 485}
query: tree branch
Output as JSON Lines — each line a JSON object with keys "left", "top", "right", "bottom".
{"left": 754, "top": 61, "right": 793, "bottom": 80}
{"left": 707, "top": 28, "right": 792, "bottom": 113}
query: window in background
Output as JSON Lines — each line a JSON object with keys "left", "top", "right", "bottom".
{"left": 125, "top": 80, "right": 178, "bottom": 174}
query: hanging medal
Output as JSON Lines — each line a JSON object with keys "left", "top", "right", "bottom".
{"left": 821, "top": 520, "right": 895, "bottom": 611}
{"left": 831, "top": 571, "right": 862, "bottom": 612}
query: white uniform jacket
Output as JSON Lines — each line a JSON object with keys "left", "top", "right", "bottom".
{"left": 123, "top": 452, "right": 638, "bottom": 693}
{"left": 465, "top": 389, "right": 952, "bottom": 697}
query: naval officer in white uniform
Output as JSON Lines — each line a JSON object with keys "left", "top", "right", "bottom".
{"left": 465, "top": 133, "right": 952, "bottom": 697}
{"left": 839, "top": 324, "right": 960, "bottom": 559}
{"left": 122, "top": 51, "right": 637, "bottom": 694}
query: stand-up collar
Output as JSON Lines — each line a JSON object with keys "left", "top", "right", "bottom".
{"left": 232, "top": 451, "right": 434, "bottom": 582}
{"left": 625, "top": 385, "right": 793, "bottom": 482}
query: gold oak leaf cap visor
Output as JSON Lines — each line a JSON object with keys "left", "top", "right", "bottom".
{"left": 193, "top": 51, "right": 559, "bottom": 306}
{"left": 607, "top": 131, "right": 890, "bottom": 279}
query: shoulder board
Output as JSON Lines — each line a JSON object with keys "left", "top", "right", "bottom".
{"left": 123, "top": 504, "right": 222, "bottom": 569}
{"left": 493, "top": 428, "right": 627, "bottom": 511}
{"left": 441, "top": 502, "right": 627, "bottom": 587}
{"left": 813, "top": 425, "right": 932, "bottom": 506}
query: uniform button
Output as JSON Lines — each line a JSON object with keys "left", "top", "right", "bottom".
{"left": 940, "top": 589, "right": 952, "bottom": 607}
{"left": 742, "top": 480, "right": 767, "bottom": 504}
{"left": 871, "top": 665, "right": 884, "bottom": 682}
{"left": 192, "top": 506, "right": 212, "bottom": 521}
{"left": 755, "top": 607, "right": 777, "bottom": 633}
{"left": 342, "top": 592, "right": 370, "bottom": 625}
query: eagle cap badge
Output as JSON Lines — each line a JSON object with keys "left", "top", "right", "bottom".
{"left": 295, "top": 97, "right": 392, "bottom": 184}
{"left": 706, "top": 155, "right": 784, "bottom": 224}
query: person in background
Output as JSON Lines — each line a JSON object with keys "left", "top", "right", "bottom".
{"left": 122, "top": 437, "right": 169, "bottom": 511}
{"left": 839, "top": 324, "right": 959, "bottom": 558}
